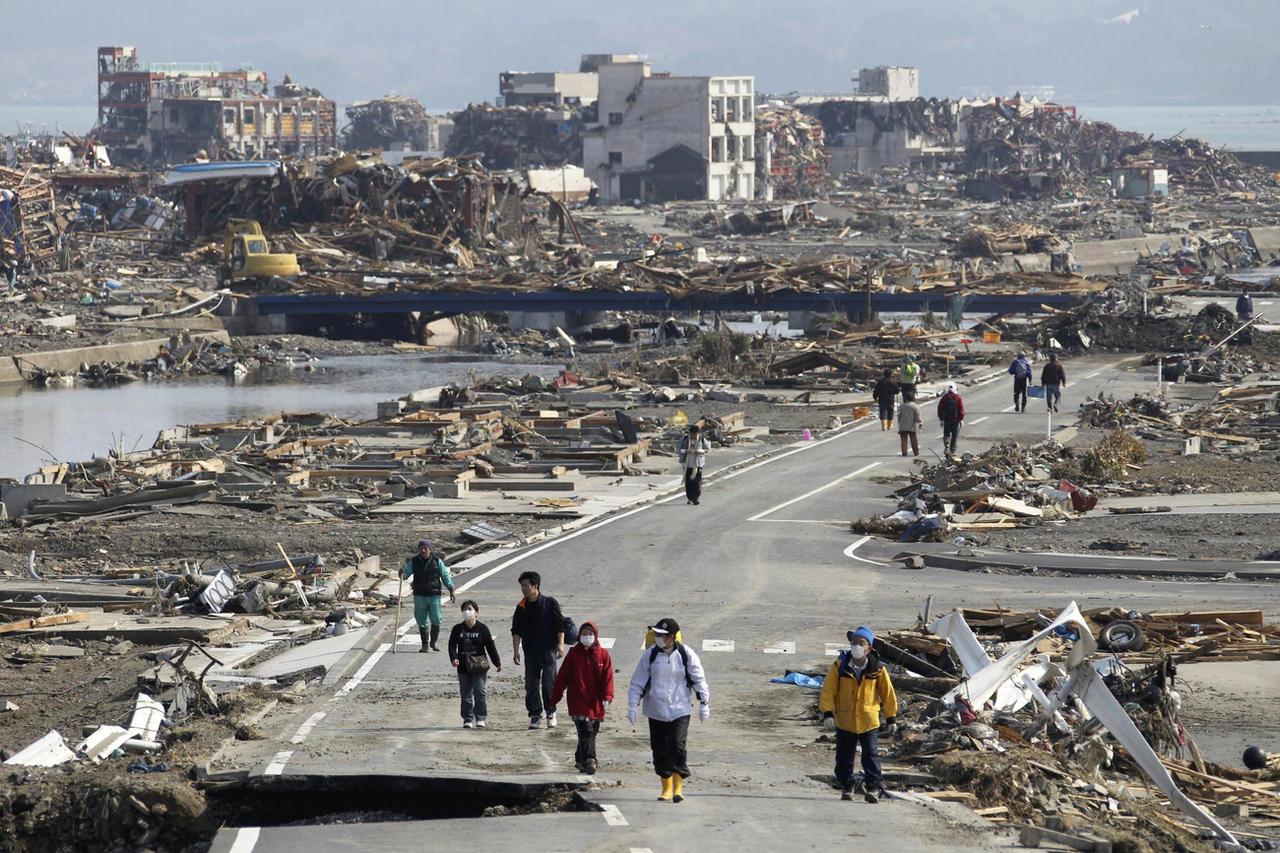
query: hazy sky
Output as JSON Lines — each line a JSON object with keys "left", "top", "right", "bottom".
{"left": 4, "top": 0, "right": 1279, "bottom": 107}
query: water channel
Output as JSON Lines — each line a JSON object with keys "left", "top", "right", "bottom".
{"left": 0, "top": 355, "right": 559, "bottom": 478}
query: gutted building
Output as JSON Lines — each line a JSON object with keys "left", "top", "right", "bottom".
{"left": 583, "top": 61, "right": 755, "bottom": 203}
{"left": 96, "top": 46, "right": 336, "bottom": 165}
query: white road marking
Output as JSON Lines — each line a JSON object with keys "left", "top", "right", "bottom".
{"left": 1001, "top": 404, "right": 1016, "bottom": 412}
{"left": 1085, "top": 370, "right": 1102, "bottom": 379}
{"left": 599, "top": 637, "right": 616, "bottom": 649}
{"left": 630, "top": 849, "right": 654, "bottom": 853}
{"left": 228, "top": 827, "right": 261, "bottom": 853}
{"left": 825, "top": 643, "right": 845, "bottom": 656}
{"left": 264, "top": 750, "right": 293, "bottom": 776}
{"left": 1192, "top": 300, "right": 1206, "bottom": 305}
{"left": 290, "top": 711, "right": 326, "bottom": 745}
{"left": 331, "top": 642, "right": 392, "bottom": 701}
{"left": 969, "top": 416, "right": 990, "bottom": 425}
{"left": 843, "top": 536, "right": 889, "bottom": 567}
{"left": 600, "top": 803, "right": 629, "bottom": 826}
{"left": 746, "top": 462, "right": 881, "bottom": 521}
{"left": 702, "top": 639, "right": 735, "bottom": 652}
{"left": 756, "top": 518, "right": 849, "bottom": 524}
{"left": 763, "top": 641, "right": 796, "bottom": 654}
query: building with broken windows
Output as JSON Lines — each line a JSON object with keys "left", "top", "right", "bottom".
{"left": 96, "top": 46, "right": 337, "bottom": 165}
{"left": 583, "top": 60, "right": 755, "bottom": 203}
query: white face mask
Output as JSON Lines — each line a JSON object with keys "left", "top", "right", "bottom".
{"left": 849, "top": 645, "right": 867, "bottom": 660}
{"left": 462, "top": 609, "right": 476, "bottom": 621}
{"left": 579, "top": 633, "right": 595, "bottom": 646}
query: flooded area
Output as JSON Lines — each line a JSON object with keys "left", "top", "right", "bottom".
{"left": 0, "top": 355, "right": 558, "bottom": 478}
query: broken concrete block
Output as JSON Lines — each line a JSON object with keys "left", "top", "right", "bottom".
{"left": 902, "top": 555, "right": 925, "bottom": 570}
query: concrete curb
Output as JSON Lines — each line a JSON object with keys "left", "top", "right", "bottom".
{"left": 321, "top": 612, "right": 399, "bottom": 687}
{"left": 914, "top": 550, "right": 1280, "bottom": 580}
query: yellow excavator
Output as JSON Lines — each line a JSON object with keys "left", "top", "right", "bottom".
{"left": 216, "top": 219, "right": 300, "bottom": 286}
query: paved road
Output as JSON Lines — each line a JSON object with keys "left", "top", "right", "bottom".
{"left": 209, "top": 353, "right": 1280, "bottom": 853}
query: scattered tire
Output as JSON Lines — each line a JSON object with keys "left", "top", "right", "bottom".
{"left": 1100, "top": 620, "right": 1146, "bottom": 653}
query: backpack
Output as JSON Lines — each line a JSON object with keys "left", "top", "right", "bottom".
{"left": 639, "top": 643, "right": 704, "bottom": 701}
{"left": 939, "top": 393, "right": 960, "bottom": 421}
{"left": 535, "top": 596, "right": 578, "bottom": 645}
{"left": 1015, "top": 360, "right": 1031, "bottom": 379}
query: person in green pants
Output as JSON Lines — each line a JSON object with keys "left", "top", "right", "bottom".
{"left": 402, "top": 540, "right": 455, "bottom": 652}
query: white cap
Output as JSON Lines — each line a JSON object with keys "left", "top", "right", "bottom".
{"left": 945, "top": 382, "right": 958, "bottom": 393}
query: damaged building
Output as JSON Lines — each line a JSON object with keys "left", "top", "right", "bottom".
{"left": 96, "top": 46, "right": 337, "bottom": 165}
{"left": 343, "top": 96, "right": 453, "bottom": 155}
{"left": 584, "top": 59, "right": 755, "bottom": 203}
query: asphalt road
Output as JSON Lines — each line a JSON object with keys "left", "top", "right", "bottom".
{"left": 209, "top": 353, "right": 1280, "bottom": 853}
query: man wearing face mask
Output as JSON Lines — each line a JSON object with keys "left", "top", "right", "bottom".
{"left": 551, "top": 620, "right": 614, "bottom": 774}
{"left": 448, "top": 600, "right": 502, "bottom": 728}
{"left": 626, "top": 618, "right": 711, "bottom": 803}
{"left": 818, "top": 625, "right": 898, "bottom": 803}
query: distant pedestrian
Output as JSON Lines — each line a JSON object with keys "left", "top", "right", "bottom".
{"left": 936, "top": 382, "right": 965, "bottom": 456}
{"left": 448, "top": 600, "right": 502, "bottom": 729}
{"left": 900, "top": 354, "right": 922, "bottom": 402}
{"left": 819, "top": 625, "right": 898, "bottom": 803}
{"left": 511, "top": 571, "right": 566, "bottom": 730}
{"left": 1237, "top": 290, "right": 1254, "bottom": 322}
{"left": 552, "top": 619, "right": 614, "bottom": 774}
{"left": 678, "top": 424, "right": 710, "bottom": 505}
{"left": 627, "top": 617, "right": 710, "bottom": 803}
{"left": 872, "top": 368, "right": 900, "bottom": 431}
{"left": 401, "top": 540, "right": 454, "bottom": 652}
{"left": 1008, "top": 351, "right": 1033, "bottom": 413}
{"left": 1041, "top": 352, "right": 1067, "bottom": 413}
{"left": 897, "top": 398, "right": 922, "bottom": 457}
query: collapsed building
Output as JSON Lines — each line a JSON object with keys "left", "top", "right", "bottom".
{"left": 447, "top": 104, "right": 583, "bottom": 170}
{"left": 343, "top": 96, "right": 453, "bottom": 154}
{"left": 755, "top": 106, "right": 828, "bottom": 200}
{"left": 96, "top": 46, "right": 337, "bottom": 165}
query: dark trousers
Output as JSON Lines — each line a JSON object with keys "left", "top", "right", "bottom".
{"left": 648, "top": 716, "right": 691, "bottom": 778}
{"left": 523, "top": 649, "right": 557, "bottom": 718}
{"left": 574, "top": 717, "right": 601, "bottom": 765}
{"left": 942, "top": 420, "right": 960, "bottom": 452}
{"left": 834, "top": 728, "right": 883, "bottom": 791}
{"left": 458, "top": 670, "right": 488, "bottom": 722}
{"left": 877, "top": 401, "right": 894, "bottom": 424}
{"left": 900, "top": 382, "right": 917, "bottom": 402}
{"left": 684, "top": 467, "right": 703, "bottom": 503}
{"left": 1013, "top": 377, "right": 1028, "bottom": 410}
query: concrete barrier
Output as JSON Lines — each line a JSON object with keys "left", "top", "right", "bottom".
{"left": 0, "top": 331, "right": 231, "bottom": 385}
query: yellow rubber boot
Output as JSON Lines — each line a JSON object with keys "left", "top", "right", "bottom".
{"left": 658, "top": 775, "right": 674, "bottom": 801}
{"left": 672, "top": 773, "right": 685, "bottom": 803}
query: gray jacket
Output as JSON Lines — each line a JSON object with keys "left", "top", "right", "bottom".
{"left": 678, "top": 434, "right": 710, "bottom": 469}
{"left": 897, "top": 401, "right": 923, "bottom": 433}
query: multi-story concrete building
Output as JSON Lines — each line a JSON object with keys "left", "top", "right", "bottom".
{"left": 498, "top": 54, "right": 643, "bottom": 108}
{"left": 855, "top": 66, "right": 919, "bottom": 102}
{"left": 583, "top": 60, "right": 754, "bottom": 202}
{"left": 96, "top": 46, "right": 336, "bottom": 165}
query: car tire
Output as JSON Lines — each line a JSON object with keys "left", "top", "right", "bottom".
{"left": 1100, "top": 619, "right": 1146, "bottom": 653}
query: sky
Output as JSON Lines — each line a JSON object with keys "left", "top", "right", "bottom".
{"left": 3, "top": 0, "right": 1279, "bottom": 108}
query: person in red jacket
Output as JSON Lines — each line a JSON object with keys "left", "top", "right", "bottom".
{"left": 552, "top": 620, "right": 614, "bottom": 774}
{"left": 936, "top": 382, "right": 965, "bottom": 456}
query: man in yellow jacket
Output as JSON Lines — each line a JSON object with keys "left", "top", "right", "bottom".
{"left": 819, "top": 625, "right": 898, "bottom": 803}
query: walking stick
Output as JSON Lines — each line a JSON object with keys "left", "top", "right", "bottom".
{"left": 393, "top": 571, "right": 404, "bottom": 654}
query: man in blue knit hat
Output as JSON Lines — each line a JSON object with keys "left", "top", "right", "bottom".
{"left": 818, "top": 625, "right": 898, "bottom": 802}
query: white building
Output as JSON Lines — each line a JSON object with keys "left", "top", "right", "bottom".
{"left": 855, "top": 66, "right": 919, "bottom": 102}
{"left": 583, "top": 61, "right": 755, "bottom": 202}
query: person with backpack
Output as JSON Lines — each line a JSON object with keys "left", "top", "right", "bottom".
{"left": 627, "top": 617, "right": 710, "bottom": 803}
{"left": 819, "top": 625, "right": 898, "bottom": 803}
{"left": 1040, "top": 352, "right": 1067, "bottom": 413}
{"left": 936, "top": 382, "right": 965, "bottom": 456}
{"left": 401, "top": 540, "right": 455, "bottom": 652}
{"left": 448, "top": 600, "right": 502, "bottom": 729}
{"left": 1008, "top": 352, "right": 1033, "bottom": 413}
{"left": 677, "top": 424, "right": 711, "bottom": 505}
{"left": 552, "top": 620, "right": 614, "bottom": 774}
{"left": 511, "top": 571, "right": 567, "bottom": 730}
{"left": 900, "top": 354, "right": 922, "bottom": 402}
{"left": 872, "top": 368, "right": 900, "bottom": 431}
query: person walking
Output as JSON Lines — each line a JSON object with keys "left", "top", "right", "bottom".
{"left": 1008, "top": 351, "right": 1033, "bottom": 413}
{"left": 677, "top": 424, "right": 710, "bottom": 505}
{"left": 1041, "top": 352, "right": 1067, "bottom": 413}
{"left": 401, "top": 540, "right": 454, "bottom": 652}
{"left": 627, "top": 618, "right": 710, "bottom": 804}
{"left": 872, "top": 368, "right": 900, "bottom": 431}
{"left": 897, "top": 397, "right": 922, "bottom": 457}
{"left": 900, "top": 354, "right": 922, "bottom": 402}
{"left": 1237, "top": 290, "right": 1254, "bottom": 322}
{"left": 819, "top": 625, "right": 898, "bottom": 803}
{"left": 448, "top": 600, "right": 502, "bottom": 729}
{"left": 511, "top": 571, "right": 566, "bottom": 730}
{"left": 552, "top": 620, "right": 614, "bottom": 774}
{"left": 936, "top": 382, "right": 965, "bottom": 456}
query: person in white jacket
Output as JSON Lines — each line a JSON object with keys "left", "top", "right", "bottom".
{"left": 627, "top": 617, "right": 711, "bottom": 803}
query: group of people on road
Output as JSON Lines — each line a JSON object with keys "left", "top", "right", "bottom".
{"left": 1007, "top": 350, "right": 1067, "bottom": 413}
{"left": 400, "top": 554, "right": 715, "bottom": 801}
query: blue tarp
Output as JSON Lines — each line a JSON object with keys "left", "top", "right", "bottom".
{"left": 770, "top": 671, "right": 824, "bottom": 689}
